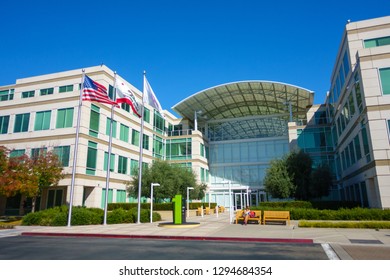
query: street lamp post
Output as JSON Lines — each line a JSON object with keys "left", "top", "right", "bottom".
{"left": 187, "top": 187, "right": 194, "bottom": 218}
{"left": 222, "top": 181, "right": 233, "bottom": 224}
{"left": 150, "top": 183, "right": 160, "bottom": 223}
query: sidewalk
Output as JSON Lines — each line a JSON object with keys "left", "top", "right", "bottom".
{"left": 17, "top": 212, "right": 390, "bottom": 260}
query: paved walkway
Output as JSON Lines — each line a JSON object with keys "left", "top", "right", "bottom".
{"left": 13, "top": 212, "right": 390, "bottom": 260}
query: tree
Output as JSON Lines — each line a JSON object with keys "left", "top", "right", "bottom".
{"left": 310, "top": 164, "right": 332, "bottom": 199}
{"left": 0, "top": 147, "right": 38, "bottom": 198}
{"left": 30, "top": 150, "right": 64, "bottom": 212}
{"left": 0, "top": 146, "right": 64, "bottom": 213}
{"left": 286, "top": 150, "right": 312, "bottom": 200}
{"left": 127, "top": 160, "right": 206, "bottom": 202}
{"left": 263, "top": 150, "right": 332, "bottom": 200}
{"left": 264, "top": 158, "right": 295, "bottom": 199}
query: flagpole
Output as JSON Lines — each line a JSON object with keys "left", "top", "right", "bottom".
{"left": 136, "top": 71, "right": 146, "bottom": 224}
{"left": 103, "top": 72, "right": 117, "bottom": 225}
{"left": 67, "top": 69, "right": 85, "bottom": 227}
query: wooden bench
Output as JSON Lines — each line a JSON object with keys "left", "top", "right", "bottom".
{"left": 204, "top": 207, "right": 211, "bottom": 215}
{"left": 215, "top": 206, "right": 225, "bottom": 213}
{"left": 235, "top": 210, "right": 261, "bottom": 224}
{"left": 263, "top": 210, "right": 290, "bottom": 225}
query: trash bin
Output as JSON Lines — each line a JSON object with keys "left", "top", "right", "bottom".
{"left": 181, "top": 198, "right": 186, "bottom": 224}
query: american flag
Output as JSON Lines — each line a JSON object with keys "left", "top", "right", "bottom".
{"left": 82, "top": 75, "right": 117, "bottom": 106}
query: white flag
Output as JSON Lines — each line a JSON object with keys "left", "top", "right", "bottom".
{"left": 116, "top": 77, "right": 142, "bottom": 118}
{"left": 143, "top": 76, "right": 164, "bottom": 117}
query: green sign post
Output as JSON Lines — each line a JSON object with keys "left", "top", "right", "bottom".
{"left": 172, "top": 194, "right": 182, "bottom": 224}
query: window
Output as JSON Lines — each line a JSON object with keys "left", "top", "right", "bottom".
{"left": 34, "top": 110, "right": 52, "bottom": 131}
{"left": 154, "top": 111, "right": 165, "bottom": 135}
{"left": 104, "top": 152, "right": 115, "bottom": 172}
{"left": 106, "top": 118, "right": 117, "bottom": 138}
{"left": 22, "top": 90, "right": 35, "bottom": 98}
{"left": 89, "top": 104, "right": 100, "bottom": 137}
{"left": 364, "top": 36, "right": 390, "bottom": 48}
{"left": 118, "top": 155, "right": 128, "bottom": 174}
{"left": 86, "top": 141, "right": 97, "bottom": 175}
{"left": 166, "top": 138, "right": 192, "bottom": 160}
{"left": 101, "top": 189, "right": 113, "bottom": 208}
{"left": 132, "top": 129, "right": 140, "bottom": 146}
{"left": 348, "top": 94, "right": 356, "bottom": 118}
{"left": 10, "top": 149, "right": 25, "bottom": 158}
{"left": 116, "top": 190, "right": 127, "bottom": 203}
{"left": 200, "top": 167, "right": 205, "bottom": 182}
{"left": 144, "top": 108, "right": 150, "bottom": 123}
{"left": 59, "top": 85, "right": 74, "bottom": 93}
{"left": 31, "top": 148, "right": 47, "bottom": 162}
{"left": 120, "top": 103, "right": 131, "bottom": 113}
{"left": 354, "top": 135, "right": 362, "bottom": 161}
{"left": 56, "top": 108, "right": 74, "bottom": 128}
{"left": 0, "top": 115, "right": 9, "bottom": 134}
{"left": 108, "top": 85, "right": 115, "bottom": 100}
{"left": 14, "top": 113, "right": 30, "bottom": 133}
{"left": 354, "top": 73, "right": 363, "bottom": 113}
{"left": 143, "top": 134, "right": 149, "bottom": 150}
{"left": 130, "top": 159, "right": 139, "bottom": 175}
{"left": 40, "top": 88, "right": 54, "bottom": 96}
{"left": 361, "top": 126, "right": 371, "bottom": 162}
{"left": 0, "top": 89, "right": 14, "bottom": 101}
{"left": 200, "top": 143, "right": 205, "bottom": 157}
{"left": 53, "top": 146, "right": 70, "bottom": 166}
{"left": 342, "top": 52, "right": 350, "bottom": 78}
{"left": 153, "top": 135, "right": 164, "bottom": 159}
{"left": 379, "top": 68, "right": 390, "bottom": 95}
{"left": 47, "top": 189, "right": 63, "bottom": 208}
{"left": 119, "top": 124, "right": 129, "bottom": 142}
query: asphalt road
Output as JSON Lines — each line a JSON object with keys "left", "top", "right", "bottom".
{"left": 0, "top": 236, "right": 329, "bottom": 260}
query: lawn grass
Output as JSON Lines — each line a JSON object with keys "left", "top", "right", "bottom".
{"left": 298, "top": 220, "right": 390, "bottom": 229}
{"left": 0, "top": 217, "right": 22, "bottom": 229}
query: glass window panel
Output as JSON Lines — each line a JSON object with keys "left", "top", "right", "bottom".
{"left": 106, "top": 118, "right": 117, "bottom": 137}
{"left": 40, "top": 88, "right": 54, "bottom": 95}
{"left": 34, "top": 111, "right": 51, "bottom": 131}
{"left": 14, "top": 113, "right": 30, "bottom": 133}
{"left": 119, "top": 124, "right": 129, "bottom": 142}
{"left": 380, "top": 68, "right": 390, "bottom": 95}
{"left": 89, "top": 105, "right": 100, "bottom": 137}
{"left": 56, "top": 108, "right": 74, "bottom": 128}
{"left": 53, "top": 146, "right": 70, "bottom": 166}
{"left": 130, "top": 159, "right": 139, "bottom": 175}
{"left": 0, "top": 115, "right": 9, "bottom": 134}
{"left": 132, "top": 129, "right": 140, "bottom": 146}
{"left": 86, "top": 141, "right": 97, "bottom": 175}
{"left": 354, "top": 135, "right": 362, "bottom": 160}
{"left": 104, "top": 152, "right": 115, "bottom": 171}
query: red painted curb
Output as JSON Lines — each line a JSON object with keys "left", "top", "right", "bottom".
{"left": 21, "top": 232, "right": 313, "bottom": 244}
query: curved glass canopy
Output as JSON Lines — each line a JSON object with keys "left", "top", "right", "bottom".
{"left": 172, "top": 81, "right": 314, "bottom": 141}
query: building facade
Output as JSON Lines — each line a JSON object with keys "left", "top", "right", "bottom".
{"left": 0, "top": 66, "right": 209, "bottom": 214}
{"left": 289, "top": 16, "right": 390, "bottom": 209}
{"left": 1, "top": 16, "right": 390, "bottom": 214}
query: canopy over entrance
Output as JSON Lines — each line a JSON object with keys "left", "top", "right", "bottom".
{"left": 172, "top": 81, "right": 314, "bottom": 140}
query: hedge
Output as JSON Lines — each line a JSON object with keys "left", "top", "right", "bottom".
{"left": 108, "top": 202, "right": 217, "bottom": 211}
{"left": 21, "top": 206, "right": 161, "bottom": 226}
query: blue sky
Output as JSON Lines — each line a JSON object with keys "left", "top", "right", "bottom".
{"left": 1, "top": 0, "right": 389, "bottom": 115}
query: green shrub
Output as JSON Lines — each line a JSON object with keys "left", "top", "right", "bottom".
{"left": 107, "top": 208, "right": 134, "bottom": 224}
{"left": 258, "top": 201, "right": 313, "bottom": 209}
{"left": 108, "top": 202, "right": 217, "bottom": 211}
{"left": 70, "top": 207, "right": 103, "bottom": 225}
{"left": 22, "top": 206, "right": 103, "bottom": 226}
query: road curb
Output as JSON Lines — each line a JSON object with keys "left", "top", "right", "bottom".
{"left": 21, "top": 231, "right": 314, "bottom": 243}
